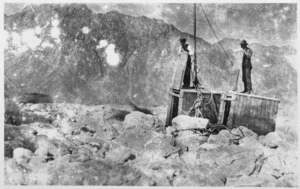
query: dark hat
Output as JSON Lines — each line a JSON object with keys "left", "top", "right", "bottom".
{"left": 239, "top": 40, "right": 248, "bottom": 45}
{"left": 179, "top": 37, "right": 186, "bottom": 43}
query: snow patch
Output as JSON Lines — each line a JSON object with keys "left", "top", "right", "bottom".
{"left": 21, "top": 29, "right": 42, "bottom": 50}
{"left": 81, "top": 26, "right": 90, "bottom": 34}
{"left": 51, "top": 19, "right": 59, "bottom": 27}
{"left": 51, "top": 27, "right": 61, "bottom": 42}
{"left": 97, "top": 39, "right": 108, "bottom": 49}
{"left": 11, "top": 32, "right": 22, "bottom": 47}
{"left": 263, "top": 64, "right": 271, "bottom": 68}
{"left": 41, "top": 41, "right": 54, "bottom": 48}
{"left": 105, "top": 44, "right": 120, "bottom": 66}
{"left": 35, "top": 26, "right": 42, "bottom": 35}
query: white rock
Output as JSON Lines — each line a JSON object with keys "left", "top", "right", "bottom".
{"left": 172, "top": 115, "right": 209, "bottom": 131}
{"left": 13, "top": 147, "right": 33, "bottom": 164}
{"left": 259, "top": 131, "right": 281, "bottom": 148}
{"left": 123, "top": 111, "right": 162, "bottom": 130}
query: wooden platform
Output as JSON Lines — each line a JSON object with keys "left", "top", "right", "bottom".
{"left": 218, "top": 91, "right": 280, "bottom": 135}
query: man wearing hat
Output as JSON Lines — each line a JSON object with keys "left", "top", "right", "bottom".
{"left": 178, "top": 37, "right": 195, "bottom": 88}
{"left": 240, "top": 39, "right": 253, "bottom": 94}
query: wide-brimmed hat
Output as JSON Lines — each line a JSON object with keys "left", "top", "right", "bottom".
{"left": 179, "top": 37, "right": 186, "bottom": 43}
{"left": 239, "top": 40, "right": 248, "bottom": 45}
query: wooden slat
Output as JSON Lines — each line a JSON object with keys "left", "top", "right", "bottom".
{"left": 178, "top": 90, "right": 184, "bottom": 115}
{"left": 166, "top": 88, "right": 174, "bottom": 126}
{"left": 217, "top": 94, "right": 226, "bottom": 124}
{"left": 255, "top": 98, "right": 260, "bottom": 119}
{"left": 262, "top": 99, "right": 266, "bottom": 118}
{"left": 226, "top": 93, "right": 236, "bottom": 127}
{"left": 269, "top": 100, "right": 274, "bottom": 120}
{"left": 236, "top": 94, "right": 243, "bottom": 124}
{"left": 230, "top": 91, "right": 280, "bottom": 102}
{"left": 172, "top": 53, "right": 188, "bottom": 90}
{"left": 249, "top": 95, "right": 254, "bottom": 117}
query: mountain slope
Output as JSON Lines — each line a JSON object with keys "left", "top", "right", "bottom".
{"left": 4, "top": 4, "right": 297, "bottom": 108}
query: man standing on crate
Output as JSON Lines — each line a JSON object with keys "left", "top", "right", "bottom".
{"left": 240, "top": 40, "right": 253, "bottom": 94}
{"left": 178, "top": 37, "right": 196, "bottom": 89}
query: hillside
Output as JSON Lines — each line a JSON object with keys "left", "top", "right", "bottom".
{"left": 4, "top": 4, "right": 297, "bottom": 109}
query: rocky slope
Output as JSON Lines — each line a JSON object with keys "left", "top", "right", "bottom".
{"left": 4, "top": 4, "right": 297, "bottom": 109}
{"left": 4, "top": 101, "right": 298, "bottom": 186}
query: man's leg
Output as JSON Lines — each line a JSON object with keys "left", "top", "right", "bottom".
{"left": 183, "top": 57, "right": 191, "bottom": 87}
{"left": 245, "top": 67, "right": 252, "bottom": 93}
{"left": 241, "top": 66, "right": 247, "bottom": 93}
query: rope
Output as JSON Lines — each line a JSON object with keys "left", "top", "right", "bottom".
{"left": 199, "top": 4, "right": 234, "bottom": 66}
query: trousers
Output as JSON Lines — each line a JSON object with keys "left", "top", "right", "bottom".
{"left": 242, "top": 59, "right": 252, "bottom": 91}
{"left": 183, "top": 55, "right": 192, "bottom": 87}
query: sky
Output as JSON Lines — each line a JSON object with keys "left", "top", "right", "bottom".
{"left": 3, "top": 2, "right": 298, "bottom": 47}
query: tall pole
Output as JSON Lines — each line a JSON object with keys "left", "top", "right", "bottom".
{"left": 193, "top": 3, "right": 198, "bottom": 87}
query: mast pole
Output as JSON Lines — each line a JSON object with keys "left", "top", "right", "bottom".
{"left": 193, "top": 3, "right": 198, "bottom": 87}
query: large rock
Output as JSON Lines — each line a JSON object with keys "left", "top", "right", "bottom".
{"left": 123, "top": 111, "right": 164, "bottom": 132}
{"left": 259, "top": 131, "right": 281, "bottom": 148}
{"left": 231, "top": 126, "right": 258, "bottom": 140}
{"left": 197, "top": 145, "right": 257, "bottom": 178}
{"left": 13, "top": 147, "right": 33, "bottom": 164}
{"left": 4, "top": 158, "right": 25, "bottom": 185}
{"left": 105, "top": 145, "right": 136, "bottom": 163}
{"left": 5, "top": 144, "right": 14, "bottom": 158}
{"left": 5, "top": 124, "right": 37, "bottom": 141}
{"left": 172, "top": 115, "right": 209, "bottom": 131}
{"left": 207, "top": 129, "right": 234, "bottom": 146}
{"left": 33, "top": 135, "right": 59, "bottom": 158}
{"left": 49, "top": 160, "right": 154, "bottom": 185}
{"left": 116, "top": 128, "right": 155, "bottom": 152}
{"left": 176, "top": 134, "right": 208, "bottom": 152}
{"left": 226, "top": 174, "right": 278, "bottom": 187}
{"left": 143, "top": 133, "right": 177, "bottom": 158}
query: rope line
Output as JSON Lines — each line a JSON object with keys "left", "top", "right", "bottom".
{"left": 199, "top": 4, "right": 234, "bottom": 66}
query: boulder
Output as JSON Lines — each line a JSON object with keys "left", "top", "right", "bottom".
{"left": 259, "top": 131, "right": 281, "bottom": 148}
{"left": 226, "top": 174, "right": 278, "bottom": 187}
{"left": 207, "top": 129, "right": 233, "bottom": 146}
{"left": 172, "top": 173, "right": 224, "bottom": 186}
{"left": 49, "top": 159, "right": 154, "bottom": 185}
{"left": 33, "top": 135, "right": 59, "bottom": 158}
{"left": 172, "top": 115, "right": 209, "bottom": 131}
{"left": 276, "top": 174, "right": 298, "bottom": 187}
{"left": 5, "top": 143, "right": 14, "bottom": 158}
{"left": 116, "top": 127, "right": 155, "bottom": 151}
{"left": 239, "top": 126, "right": 258, "bottom": 139}
{"left": 5, "top": 124, "right": 37, "bottom": 141}
{"left": 4, "top": 158, "right": 25, "bottom": 185}
{"left": 123, "top": 111, "right": 164, "bottom": 132}
{"left": 105, "top": 145, "right": 136, "bottom": 163}
{"left": 143, "top": 133, "right": 177, "bottom": 158}
{"left": 197, "top": 145, "right": 257, "bottom": 178}
{"left": 176, "top": 134, "right": 208, "bottom": 152}
{"left": 29, "top": 123, "right": 67, "bottom": 142}
{"left": 13, "top": 147, "right": 33, "bottom": 164}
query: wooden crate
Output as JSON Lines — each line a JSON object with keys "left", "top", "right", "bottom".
{"left": 178, "top": 89, "right": 222, "bottom": 123}
{"left": 172, "top": 53, "right": 188, "bottom": 90}
{"left": 166, "top": 88, "right": 180, "bottom": 126}
{"left": 218, "top": 92, "right": 280, "bottom": 135}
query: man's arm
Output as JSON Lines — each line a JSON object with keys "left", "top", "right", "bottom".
{"left": 187, "top": 45, "right": 194, "bottom": 56}
{"left": 178, "top": 46, "right": 183, "bottom": 56}
{"left": 244, "top": 48, "right": 253, "bottom": 58}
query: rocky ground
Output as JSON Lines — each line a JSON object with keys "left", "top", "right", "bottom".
{"left": 4, "top": 100, "right": 298, "bottom": 186}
